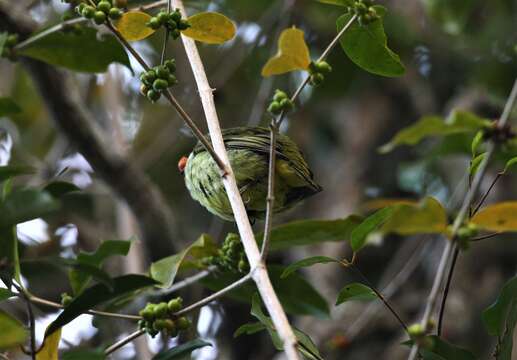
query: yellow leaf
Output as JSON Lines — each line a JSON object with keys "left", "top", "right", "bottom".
{"left": 261, "top": 27, "right": 311, "bottom": 77}
{"left": 471, "top": 202, "right": 517, "bottom": 232}
{"left": 381, "top": 197, "right": 448, "bottom": 235}
{"left": 36, "top": 328, "right": 61, "bottom": 360}
{"left": 182, "top": 12, "right": 236, "bottom": 44}
{"left": 114, "top": 11, "right": 155, "bottom": 42}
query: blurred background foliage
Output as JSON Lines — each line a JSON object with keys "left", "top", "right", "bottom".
{"left": 0, "top": 0, "right": 516, "bottom": 359}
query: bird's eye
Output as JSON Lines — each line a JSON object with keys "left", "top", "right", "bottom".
{"left": 178, "top": 156, "right": 188, "bottom": 173}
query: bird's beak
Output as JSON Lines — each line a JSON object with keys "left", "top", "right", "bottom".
{"left": 178, "top": 156, "right": 188, "bottom": 173}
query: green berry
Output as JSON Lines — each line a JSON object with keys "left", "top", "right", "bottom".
{"left": 167, "top": 298, "right": 183, "bottom": 313}
{"left": 176, "top": 316, "right": 190, "bottom": 330}
{"left": 138, "top": 319, "right": 146, "bottom": 329}
{"left": 114, "top": 0, "right": 127, "bottom": 8}
{"left": 238, "top": 259, "right": 249, "bottom": 273}
{"left": 139, "top": 308, "right": 154, "bottom": 321}
{"left": 108, "top": 7, "right": 123, "bottom": 19}
{"left": 61, "top": 293, "right": 73, "bottom": 307}
{"left": 76, "top": 3, "right": 86, "bottom": 14}
{"left": 5, "top": 34, "right": 19, "bottom": 47}
{"left": 315, "top": 61, "right": 332, "bottom": 73}
{"left": 93, "top": 11, "right": 107, "bottom": 24}
{"left": 154, "top": 319, "right": 167, "bottom": 331}
{"left": 167, "top": 74, "right": 177, "bottom": 86}
{"left": 147, "top": 89, "right": 161, "bottom": 102}
{"left": 81, "top": 6, "right": 95, "bottom": 19}
{"left": 171, "top": 29, "right": 181, "bottom": 39}
{"left": 155, "top": 302, "right": 169, "bottom": 318}
{"left": 163, "top": 319, "right": 175, "bottom": 331}
{"left": 157, "top": 11, "right": 169, "bottom": 24}
{"left": 166, "top": 19, "right": 177, "bottom": 30}
{"left": 97, "top": 1, "right": 111, "bottom": 13}
{"left": 140, "top": 70, "right": 157, "bottom": 85}
{"left": 147, "top": 17, "right": 161, "bottom": 30}
{"left": 280, "top": 98, "right": 294, "bottom": 111}
{"left": 155, "top": 65, "right": 170, "bottom": 79}
{"left": 268, "top": 101, "right": 282, "bottom": 114}
{"left": 170, "top": 10, "right": 181, "bottom": 22}
{"left": 164, "top": 59, "right": 176, "bottom": 72}
{"left": 310, "top": 73, "right": 324, "bottom": 86}
{"left": 152, "top": 78, "right": 169, "bottom": 91}
{"left": 273, "top": 89, "right": 288, "bottom": 102}
{"left": 177, "top": 19, "right": 190, "bottom": 30}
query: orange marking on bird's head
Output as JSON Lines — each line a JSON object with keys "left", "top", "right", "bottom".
{"left": 178, "top": 156, "right": 188, "bottom": 173}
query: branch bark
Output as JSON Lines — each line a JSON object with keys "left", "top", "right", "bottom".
{"left": 172, "top": 1, "right": 301, "bottom": 358}
{"left": 0, "top": 2, "right": 178, "bottom": 254}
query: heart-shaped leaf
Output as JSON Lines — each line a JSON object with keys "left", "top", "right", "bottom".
{"left": 115, "top": 11, "right": 156, "bottom": 41}
{"left": 262, "top": 27, "right": 311, "bottom": 77}
{"left": 182, "top": 12, "right": 236, "bottom": 44}
{"left": 336, "top": 283, "right": 377, "bottom": 305}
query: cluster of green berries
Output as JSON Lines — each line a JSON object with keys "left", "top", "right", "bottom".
{"left": 308, "top": 60, "right": 332, "bottom": 86}
{"left": 76, "top": 0, "right": 124, "bottom": 25}
{"left": 139, "top": 59, "right": 178, "bottom": 102}
{"left": 146, "top": 9, "right": 191, "bottom": 39}
{"left": 346, "top": 0, "right": 380, "bottom": 26}
{"left": 61, "top": 293, "right": 73, "bottom": 307}
{"left": 1, "top": 34, "right": 18, "bottom": 60}
{"left": 138, "top": 298, "right": 191, "bottom": 338}
{"left": 267, "top": 89, "right": 294, "bottom": 115}
{"left": 203, "top": 234, "right": 249, "bottom": 274}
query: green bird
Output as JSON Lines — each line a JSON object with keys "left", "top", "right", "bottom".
{"left": 179, "top": 127, "right": 322, "bottom": 221}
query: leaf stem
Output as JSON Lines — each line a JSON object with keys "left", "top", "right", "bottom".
{"left": 472, "top": 172, "right": 503, "bottom": 215}
{"left": 436, "top": 245, "right": 459, "bottom": 336}
{"left": 104, "top": 329, "right": 145, "bottom": 356}
{"left": 160, "top": 0, "right": 171, "bottom": 65}
{"left": 12, "top": 283, "right": 36, "bottom": 360}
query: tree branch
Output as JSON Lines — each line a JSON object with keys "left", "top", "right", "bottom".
{"left": 408, "top": 77, "right": 517, "bottom": 359}
{"left": 171, "top": 1, "right": 302, "bottom": 358}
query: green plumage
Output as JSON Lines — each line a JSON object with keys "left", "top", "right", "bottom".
{"left": 183, "top": 127, "right": 322, "bottom": 221}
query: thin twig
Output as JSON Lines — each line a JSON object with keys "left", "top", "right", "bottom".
{"left": 28, "top": 295, "right": 141, "bottom": 320}
{"left": 160, "top": 0, "right": 171, "bottom": 65}
{"left": 260, "top": 13, "right": 358, "bottom": 260}
{"left": 158, "top": 266, "right": 217, "bottom": 295}
{"left": 472, "top": 172, "right": 503, "bottom": 215}
{"left": 104, "top": 329, "right": 145, "bottom": 356}
{"left": 11, "top": 283, "right": 36, "bottom": 360}
{"left": 408, "top": 77, "right": 517, "bottom": 360}
{"left": 349, "top": 265, "right": 409, "bottom": 333}
{"left": 174, "top": 273, "right": 252, "bottom": 317}
{"left": 470, "top": 232, "right": 501, "bottom": 242}
{"left": 104, "top": 21, "right": 226, "bottom": 171}
{"left": 436, "top": 246, "right": 459, "bottom": 336}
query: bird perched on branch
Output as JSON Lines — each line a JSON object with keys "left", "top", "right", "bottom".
{"left": 179, "top": 127, "right": 322, "bottom": 221}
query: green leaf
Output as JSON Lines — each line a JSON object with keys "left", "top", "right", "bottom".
{"left": 381, "top": 197, "right": 448, "bottom": 235}
{"left": 379, "top": 110, "right": 491, "bottom": 153}
{"left": 43, "top": 181, "right": 81, "bottom": 198}
{"left": 0, "top": 32, "right": 7, "bottom": 55}
{"left": 150, "top": 234, "right": 217, "bottom": 288}
{"left": 351, "top": 207, "right": 394, "bottom": 251}
{"left": 62, "top": 349, "right": 105, "bottom": 360}
{"left": 471, "top": 202, "right": 517, "bottom": 232}
{"left": 45, "top": 274, "right": 157, "bottom": 337}
{"left": 152, "top": 339, "right": 212, "bottom": 360}
{"left": 69, "top": 239, "right": 132, "bottom": 295}
{"left": 336, "top": 283, "right": 377, "bottom": 304}
{"left": 55, "top": 258, "right": 114, "bottom": 291}
{"left": 0, "top": 288, "right": 15, "bottom": 302}
{"left": 114, "top": 11, "right": 155, "bottom": 41}
{"left": 281, "top": 256, "right": 340, "bottom": 278}
{"left": 503, "top": 156, "right": 517, "bottom": 173}
{"left": 182, "top": 12, "right": 236, "bottom": 44}
{"left": 0, "top": 310, "right": 27, "bottom": 349}
{"left": 201, "top": 265, "right": 329, "bottom": 318}
{"left": 0, "top": 165, "right": 35, "bottom": 183}
{"left": 18, "top": 27, "right": 131, "bottom": 73}
{"left": 0, "top": 189, "right": 59, "bottom": 228}
{"left": 469, "top": 152, "right": 486, "bottom": 176}
{"left": 471, "top": 130, "right": 484, "bottom": 157}
{"left": 261, "top": 27, "right": 311, "bottom": 77}
{"left": 234, "top": 322, "right": 267, "bottom": 337}
{"left": 0, "top": 97, "right": 22, "bottom": 117}
{"left": 337, "top": 7, "right": 405, "bottom": 77}
{"left": 249, "top": 294, "right": 322, "bottom": 359}
{"left": 0, "top": 227, "right": 21, "bottom": 284}
{"left": 317, "top": 0, "right": 354, "bottom": 6}
{"left": 483, "top": 276, "right": 517, "bottom": 336}
{"left": 256, "top": 216, "right": 362, "bottom": 251}
{"left": 419, "top": 336, "right": 476, "bottom": 360}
